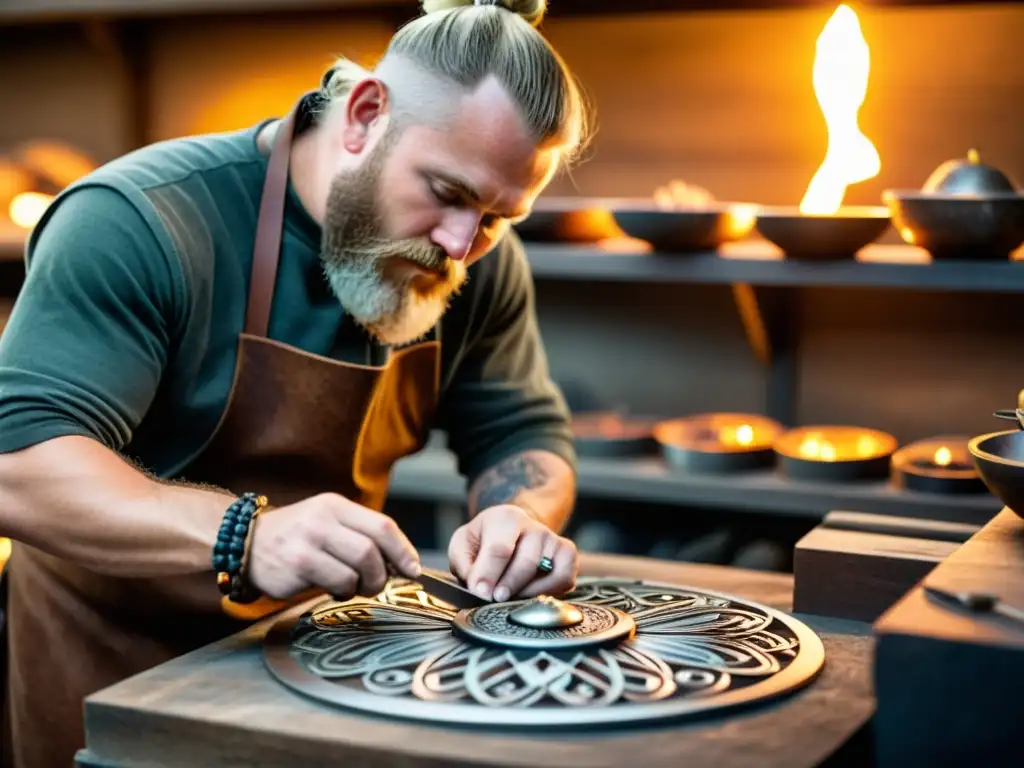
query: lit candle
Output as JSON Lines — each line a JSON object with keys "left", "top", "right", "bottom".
{"left": 891, "top": 437, "right": 984, "bottom": 494}
{"left": 719, "top": 422, "right": 755, "bottom": 448}
{"left": 776, "top": 425, "right": 898, "bottom": 482}
{"left": 655, "top": 414, "right": 783, "bottom": 474}
{"left": 798, "top": 435, "right": 839, "bottom": 461}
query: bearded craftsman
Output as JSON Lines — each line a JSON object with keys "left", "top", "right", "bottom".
{"left": 0, "top": 0, "right": 590, "bottom": 764}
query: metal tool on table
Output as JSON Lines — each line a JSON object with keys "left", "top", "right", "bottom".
{"left": 923, "top": 584, "right": 1024, "bottom": 629}
{"left": 335, "top": 554, "right": 561, "bottom": 610}
{"left": 331, "top": 563, "right": 488, "bottom": 610}
{"left": 414, "top": 566, "right": 490, "bottom": 609}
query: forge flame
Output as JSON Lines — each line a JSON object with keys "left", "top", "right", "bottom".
{"left": 799, "top": 4, "right": 881, "bottom": 215}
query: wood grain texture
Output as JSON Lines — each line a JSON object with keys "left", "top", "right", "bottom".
{"left": 793, "top": 524, "right": 959, "bottom": 622}
{"left": 818, "top": 510, "right": 981, "bottom": 542}
{"left": 80, "top": 553, "right": 875, "bottom": 768}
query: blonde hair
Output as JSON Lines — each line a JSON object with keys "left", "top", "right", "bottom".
{"left": 320, "top": 0, "right": 591, "bottom": 167}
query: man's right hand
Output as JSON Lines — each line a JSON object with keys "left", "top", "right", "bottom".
{"left": 246, "top": 493, "right": 421, "bottom": 600}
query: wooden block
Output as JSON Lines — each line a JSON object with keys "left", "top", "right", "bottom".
{"left": 873, "top": 509, "right": 1024, "bottom": 768}
{"left": 793, "top": 511, "right": 974, "bottom": 622}
{"left": 816, "top": 510, "right": 981, "bottom": 543}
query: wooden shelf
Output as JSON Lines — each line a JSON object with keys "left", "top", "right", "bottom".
{"left": 525, "top": 242, "right": 1024, "bottom": 293}
{"left": 6, "top": 226, "right": 1023, "bottom": 293}
{"left": 390, "top": 447, "right": 1002, "bottom": 525}
{"left": 2, "top": 0, "right": 1018, "bottom": 24}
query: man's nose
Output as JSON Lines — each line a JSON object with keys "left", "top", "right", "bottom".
{"left": 431, "top": 209, "right": 481, "bottom": 261}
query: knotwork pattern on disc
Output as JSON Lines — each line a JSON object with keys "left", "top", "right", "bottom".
{"left": 263, "top": 577, "right": 826, "bottom": 728}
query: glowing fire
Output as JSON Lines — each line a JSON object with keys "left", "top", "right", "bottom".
{"left": 9, "top": 191, "right": 54, "bottom": 230}
{"left": 799, "top": 436, "right": 837, "bottom": 461}
{"left": 735, "top": 424, "right": 754, "bottom": 445}
{"left": 799, "top": 4, "right": 881, "bottom": 215}
{"left": 933, "top": 446, "right": 952, "bottom": 467}
{"left": 720, "top": 423, "right": 755, "bottom": 447}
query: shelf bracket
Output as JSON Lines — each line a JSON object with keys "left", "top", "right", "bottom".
{"left": 730, "top": 284, "right": 801, "bottom": 427}
{"left": 731, "top": 282, "right": 771, "bottom": 366}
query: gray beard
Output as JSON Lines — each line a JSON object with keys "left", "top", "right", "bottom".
{"left": 322, "top": 258, "right": 452, "bottom": 347}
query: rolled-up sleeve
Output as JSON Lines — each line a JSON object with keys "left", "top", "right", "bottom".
{"left": 437, "top": 233, "right": 576, "bottom": 484}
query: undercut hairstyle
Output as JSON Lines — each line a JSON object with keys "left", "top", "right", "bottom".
{"left": 318, "top": 0, "right": 592, "bottom": 169}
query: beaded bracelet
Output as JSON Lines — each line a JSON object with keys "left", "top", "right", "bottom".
{"left": 213, "top": 492, "right": 268, "bottom": 604}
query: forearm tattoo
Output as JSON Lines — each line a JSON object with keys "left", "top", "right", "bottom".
{"left": 472, "top": 454, "right": 549, "bottom": 511}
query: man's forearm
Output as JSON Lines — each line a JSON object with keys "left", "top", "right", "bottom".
{"left": 0, "top": 435, "right": 233, "bottom": 577}
{"left": 468, "top": 449, "right": 576, "bottom": 533}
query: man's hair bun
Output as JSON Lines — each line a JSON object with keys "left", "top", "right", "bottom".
{"left": 421, "top": 0, "right": 548, "bottom": 27}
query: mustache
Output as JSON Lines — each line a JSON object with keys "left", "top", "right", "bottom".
{"left": 340, "top": 236, "right": 451, "bottom": 273}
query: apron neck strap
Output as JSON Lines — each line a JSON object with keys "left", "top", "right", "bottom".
{"left": 246, "top": 105, "right": 300, "bottom": 338}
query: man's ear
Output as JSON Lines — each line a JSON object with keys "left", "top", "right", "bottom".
{"left": 341, "top": 78, "right": 390, "bottom": 154}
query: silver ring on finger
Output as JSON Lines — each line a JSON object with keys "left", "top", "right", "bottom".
{"left": 537, "top": 549, "right": 556, "bottom": 574}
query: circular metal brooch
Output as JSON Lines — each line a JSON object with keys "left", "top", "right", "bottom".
{"left": 263, "top": 577, "right": 825, "bottom": 728}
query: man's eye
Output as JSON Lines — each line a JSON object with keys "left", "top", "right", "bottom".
{"left": 431, "top": 184, "right": 460, "bottom": 205}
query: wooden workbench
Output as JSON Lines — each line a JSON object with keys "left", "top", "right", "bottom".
{"left": 874, "top": 507, "right": 1024, "bottom": 766}
{"left": 76, "top": 553, "right": 876, "bottom": 768}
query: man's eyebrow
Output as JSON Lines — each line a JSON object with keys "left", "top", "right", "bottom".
{"left": 428, "top": 171, "right": 529, "bottom": 220}
{"left": 431, "top": 171, "right": 481, "bottom": 202}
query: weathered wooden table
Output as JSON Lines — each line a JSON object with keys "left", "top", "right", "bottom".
{"left": 76, "top": 553, "right": 875, "bottom": 768}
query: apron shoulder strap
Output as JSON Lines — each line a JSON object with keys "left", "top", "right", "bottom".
{"left": 245, "top": 106, "right": 299, "bottom": 338}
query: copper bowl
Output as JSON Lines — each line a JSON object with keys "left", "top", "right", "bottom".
{"left": 653, "top": 413, "right": 783, "bottom": 473}
{"left": 883, "top": 191, "right": 1024, "bottom": 261}
{"left": 968, "top": 430, "right": 1024, "bottom": 519}
{"left": 513, "top": 197, "right": 623, "bottom": 243}
{"left": 774, "top": 425, "right": 898, "bottom": 482}
{"left": 571, "top": 411, "right": 659, "bottom": 459}
{"left": 611, "top": 201, "right": 757, "bottom": 253}
{"left": 755, "top": 206, "right": 891, "bottom": 260}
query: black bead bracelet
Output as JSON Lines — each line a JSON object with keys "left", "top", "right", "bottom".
{"left": 213, "top": 492, "right": 268, "bottom": 604}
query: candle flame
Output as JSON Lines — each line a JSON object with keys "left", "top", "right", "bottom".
{"left": 934, "top": 446, "right": 952, "bottom": 467}
{"left": 718, "top": 423, "right": 756, "bottom": 447}
{"left": 799, "top": 4, "right": 881, "bottom": 215}
{"left": 800, "top": 436, "right": 837, "bottom": 462}
{"left": 9, "top": 191, "right": 54, "bottom": 229}
{"left": 736, "top": 424, "right": 754, "bottom": 446}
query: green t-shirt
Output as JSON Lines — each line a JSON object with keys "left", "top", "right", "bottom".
{"left": 0, "top": 98, "right": 575, "bottom": 486}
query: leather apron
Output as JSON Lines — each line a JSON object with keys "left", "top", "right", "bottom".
{"left": 1, "top": 101, "right": 441, "bottom": 768}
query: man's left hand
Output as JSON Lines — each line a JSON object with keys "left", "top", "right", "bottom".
{"left": 448, "top": 505, "right": 579, "bottom": 603}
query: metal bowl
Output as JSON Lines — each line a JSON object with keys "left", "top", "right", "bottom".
{"left": 922, "top": 149, "right": 1020, "bottom": 196}
{"left": 754, "top": 206, "right": 891, "bottom": 260}
{"left": 611, "top": 202, "right": 756, "bottom": 253}
{"left": 653, "top": 413, "right": 783, "bottom": 474}
{"left": 571, "top": 411, "right": 659, "bottom": 459}
{"left": 883, "top": 191, "right": 1024, "bottom": 261}
{"left": 968, "top": 430, "right": 1024, "bottom": 519}
{"left": 513, "top": 197, "right": 623, "bottom": 243}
